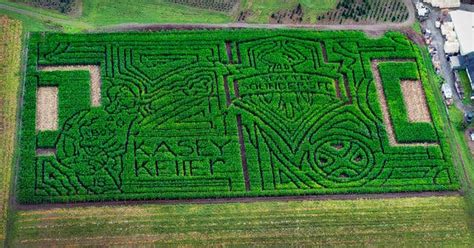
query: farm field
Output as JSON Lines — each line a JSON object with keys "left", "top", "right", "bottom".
{"left": 10, "top": 196, "right": 473, "bottom": 246}
{"left": 0, "top": 15, "right": 22, "bottom": 243}
{"left": 239, "top": 0, "right": 337, "bottom": 23}
{"left": 0, "top": 0, "right": 411, "bottom": 33}
{"left": 317, "top": 0, "right": 410, "bottom": 24}
{"left": 0, "top": 2, "right": 473, "bottom": 246}
{"left": 19, "top": 30, "right": 459, "bottom": 203}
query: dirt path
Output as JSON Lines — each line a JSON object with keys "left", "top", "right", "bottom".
{"left": 371, "top": 59, "right": 437, "bottom": 147}
{"left": 39, "top": 65, "right": 102, "bottom": 106}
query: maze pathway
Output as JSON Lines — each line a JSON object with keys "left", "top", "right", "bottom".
{"left": 18, "top": 30, "right": 458, "bottom": 203}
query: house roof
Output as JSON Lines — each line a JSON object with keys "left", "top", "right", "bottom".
{"left": 441, "top": 83, "right": 453, "bottom": 98}
{"left": 450, "top": 55, "right": 463, "bottom": 69}
{"left": 450, "top": 10, "right": 474, "bottom": 56}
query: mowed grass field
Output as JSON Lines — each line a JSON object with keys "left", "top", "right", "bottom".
{"left": 10, "top": 196, "right": 473, "bottom": 247}
{"left": 0, "top": 15, "right": 22, "bottom": 244}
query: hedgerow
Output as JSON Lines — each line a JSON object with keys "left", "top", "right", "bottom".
{"left": 19, "top": 30, "right": 459, "bottom": 203}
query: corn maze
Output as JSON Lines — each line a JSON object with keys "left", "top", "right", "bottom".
{"left": 19, "top": 30, "right": 458, "bottom": 203}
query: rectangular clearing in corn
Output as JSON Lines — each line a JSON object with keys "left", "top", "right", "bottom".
{"left": 35, "top": 87, "right": 58, "bottom": 131}
{"left": 18, "top": 30, "right": 459, "bottom": 203}
{"left": 400, "top": 80, "right": 432, "bottom": 122}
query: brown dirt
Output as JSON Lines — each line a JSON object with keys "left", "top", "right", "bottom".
{"left": 35, "top": 148, "right": 56, "bottom": 156}
{"left": 38, "top": 65, "right": 101, "bottom": 107}
{"left": 35, "top": 87, "right": 58, "bottom": 131}
{"left": 400, "top": 80, "right": 432, "bottom": 122}
{"left": 371, "top": 60, "right": 436, "bottom": 147}
{"left": 400, "top": 28, "right": 425, "bottom": 45}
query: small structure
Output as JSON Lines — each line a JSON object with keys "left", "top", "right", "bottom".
{"left": 440, "top": 22, "right": 454, "bottom": 35}
{"left": 465, "top": 112, "right": 474, "bottom": 125}
{"left": 441, "top": 83, "right": 454, "bottom": 105}
{"left": 449, "top": 55, "right": 463, "bottom": 69}
{"left": 423, "top": 0, "right": 461, "bottom": 8}
{"left": 416, "top": 2, "right": 430, "bottom": 19}
{"left": 444, "top": 40, "right": 460, "bottom": 54}
{"left": 445, "top": 30, "right": 457, "bottom": 41}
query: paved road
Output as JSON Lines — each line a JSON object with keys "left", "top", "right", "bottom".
{"left": 420, "top": 3, "right": 473, "bottom": 114}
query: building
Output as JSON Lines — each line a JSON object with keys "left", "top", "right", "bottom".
{"left": 450, "top": 10, "right": 474, "bottom": 56}
{"left": 424, "top": 0, "right": 461, "bottom": 8}
{"left": 416, "top": 2, "right": 430, "bottom": 19}
{"left": 449, "top": 10, "right": 474, "bottom": 99}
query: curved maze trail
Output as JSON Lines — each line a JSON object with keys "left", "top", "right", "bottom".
{"left": 18, "top": 30, "right": 459, "bottom": 203}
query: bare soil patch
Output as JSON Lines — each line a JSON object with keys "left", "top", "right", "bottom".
{"left": 38, "top": 65, "right": 101, "bottom": 107}
{"left": 36, "top": 148, "right": 56, "bottom": 156}
{"left": 371, "top": 60, "right": 436, "bottom": 147}
{"left": 36, "top": 87, "right": 58, "bottom": 131}
{"left": 400, "top": 80, "right": 432, "bottom": 122}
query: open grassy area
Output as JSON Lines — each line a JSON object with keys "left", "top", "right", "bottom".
{"left": 0, "top": 0, "right": 341, "bottom": 32}
{"left": 0, "top": 15, "right": 22, "bottom": 245}
{"left": 10, "top": 196, "right": 473, "bottom": 247}
{"left": 80, "top": 0, "right": 232, "bottom": 26}
{"left": 0, "top": 0, "right": 231, "bottom": 32}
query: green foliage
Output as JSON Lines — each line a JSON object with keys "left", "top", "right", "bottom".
{"left": 167, "top": 0, "right": 239, "bottom": 12}
{"left": 317, "top": 0, "right": 409, "bottom": 24}
{"left": 12, "top": 0, "right": 79, "bottom": 14}
{"left": 19, "top": 30, "right": 459, "bottom": 203}
{"left": 378, "top": 62, "right": 437, "bottom": 142}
